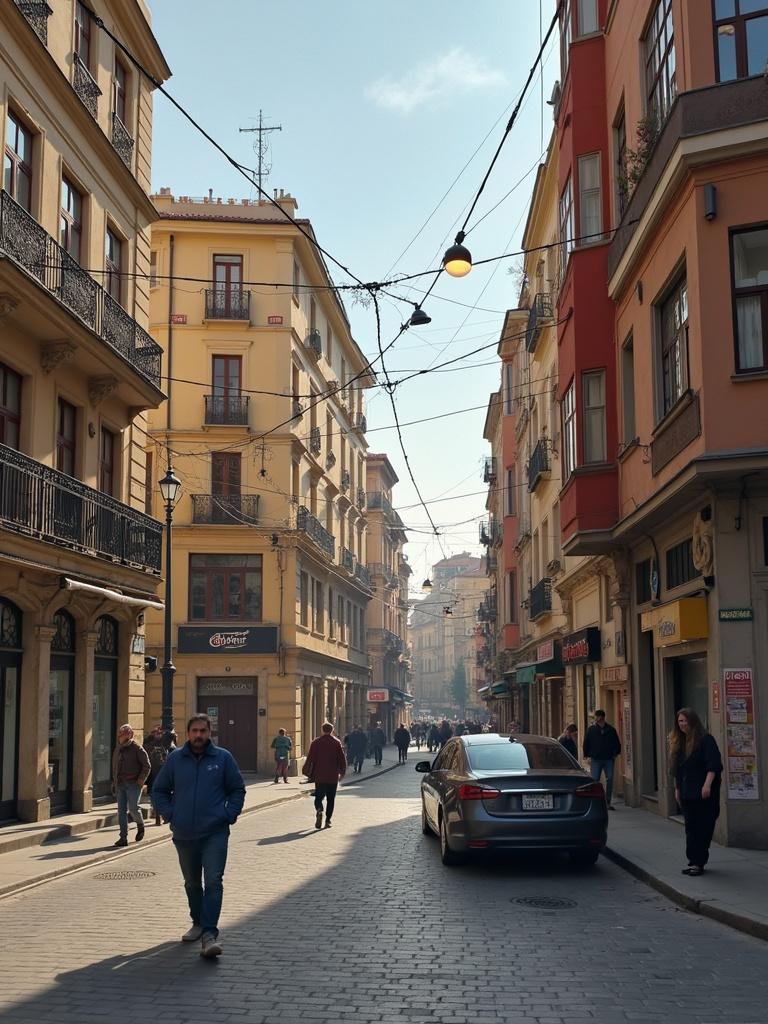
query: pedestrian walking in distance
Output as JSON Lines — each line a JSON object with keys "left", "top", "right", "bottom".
{"left": 558, "top": 724, "right": 578, "bottom": 760}
{"left": 582, "top": 709, "right": 621, "bottom": 809}
{"left": 304, "top": 722, "right": 346, "bottom": 829}
{"left": 143, "top": 725, "right": 177, "bottom": 825}
{"left": 371, "top": 721, "right": 386, "bottom": 766}
{"left": 394, "top": 723, "right": 411, "bottom": 764}
{"left": 669, "top": 707, "right": 723, "bottom": 876}
{"left": 111, "top": 724, "right": 150, "bottom": 847}
{"left": 153, "top": 713, "right": 246, "bottom": 959}
{"left": 271, "top": 728, "right": 292, "bottom": 784}
{"left": 347, "top": 724, "right": 367, "bottom": 774}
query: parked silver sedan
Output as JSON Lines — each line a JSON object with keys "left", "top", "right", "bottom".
{"left": 416, "top": 733, "right": 608, "bottom": 866}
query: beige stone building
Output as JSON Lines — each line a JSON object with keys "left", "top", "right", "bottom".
{"left": 0, "top": 0, "right": 170, "bottom": 821}
{"left": 145, "top": 189, "right": 373, "bottom": 773}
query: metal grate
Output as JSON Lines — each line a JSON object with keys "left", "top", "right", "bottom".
{"left": 94, "top": 870, "right": 156, "bottom": 881}
{"left": 513, "top": 896, "right": 577, "bottom": 910}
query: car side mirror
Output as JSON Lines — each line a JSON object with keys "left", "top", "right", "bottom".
{"left": 414, "top": 761, "right": 432, "bottom": 773}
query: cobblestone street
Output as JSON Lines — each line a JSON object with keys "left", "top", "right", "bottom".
{"left": 1, "top": 768, "right": 767, "bottom": 1024}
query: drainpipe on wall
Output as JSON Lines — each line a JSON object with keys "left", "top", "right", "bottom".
{"left": 166, "top": 234, "right": 175, "bottom": 432}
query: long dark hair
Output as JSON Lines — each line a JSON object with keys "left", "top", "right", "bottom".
{"left": 668, "top": 707, "right": 705, "bottom": 772}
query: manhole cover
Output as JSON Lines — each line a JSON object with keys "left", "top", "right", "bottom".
{"left": 513, "top": 896, "right": 577, "bottom": 910}
{"left": 93, "top": 870, "right": 156, "bottom": 881}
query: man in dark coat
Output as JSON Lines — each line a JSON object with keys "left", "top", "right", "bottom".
{"left": 305, "top": 723, "right": 347, "bottom": 828}
{"left": 583, "top": 710, "right": 622, "bottom": 809}
{"left": 371, "top": 722, "right": 387, "bottom": 766}
{"left": 347, "top": 725, "right": 368, "bottom": 774}
{"left": 394, "top": 724, "right": 411, "bottom": 763}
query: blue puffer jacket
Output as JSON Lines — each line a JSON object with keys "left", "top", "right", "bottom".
{"left": 152, "top": 741, "right": 246, "bottom": 840}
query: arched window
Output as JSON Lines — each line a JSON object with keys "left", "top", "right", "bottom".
{"left": 52, "top": 610, "right": 75, "bottom": 653}
{"left": 95, "top": 615, "right": 118, "bottom": 657}
{"left": 0, "top": 599, "right": 22, "bottom": 649}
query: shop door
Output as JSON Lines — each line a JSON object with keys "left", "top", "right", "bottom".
{"left": 673, "top": 655, "right": 708, "bottom": 730}
{"left": 202, "top": 694, "right": 257, "bottom": 771}
{"left": 49, "top": 656, "right": 75, "bottom": 813}
{"left": 0, "top": 659, "right": 20, "bottom": 821}
{"left": 548, "top": 679, "right": 564, "bottom": 739}
{"left": 92, "top": 617, "right": 118, "bottom": 800}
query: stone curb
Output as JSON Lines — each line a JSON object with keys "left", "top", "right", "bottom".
{"left": 603, "top": 844, "right": 768, "bottom": 943}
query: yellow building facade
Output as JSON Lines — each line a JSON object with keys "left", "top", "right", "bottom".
{"left": 145, "top": 191, "right": 373, "bottom": 773}
{"left": 0, "top": 0, "right": 170, "bottom": 821}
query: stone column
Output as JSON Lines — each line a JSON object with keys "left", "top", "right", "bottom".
{"left": 17, "top": 623, "right": 54, "bottom": 822}
{"left": 71, "top": 629, "right": 97, "bottom": 814}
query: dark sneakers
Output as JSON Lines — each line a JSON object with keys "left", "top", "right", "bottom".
{"left": 135, "top": 827, "right": 145, "bottom": 842}
{"left": 113, "top": 837, "right": 128, "bottom": 848}
{"left": 315, "top": 810, "right": 323, "bottom": 829}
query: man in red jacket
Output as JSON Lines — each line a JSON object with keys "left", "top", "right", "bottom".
{"left": 305, "top": 723, "right": 347, "bottom": 830}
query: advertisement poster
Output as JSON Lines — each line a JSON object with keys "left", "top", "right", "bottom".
{"left": 622, "top": 696, "right": 633, "bottom": 775}
{"left": 724, "top": 668, "right": 759, "bottom": 800}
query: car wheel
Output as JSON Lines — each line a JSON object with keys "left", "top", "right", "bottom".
{"left": 421, "top": 798, "right": 433, "bottom": 836}
{"left": 439, "top": 811, "right": 463, "bottom": 866}
{"left": 569, "top": 848, "right": 600, "bottom": 868}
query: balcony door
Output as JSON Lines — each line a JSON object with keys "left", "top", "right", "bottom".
{"left": 212, "top": 255, "right": 243, "bottom": 318}
{"left": 211, "top": 452, "right": 241, "bottom": 523}
{"left": 211, "top": 355, "right": 242, "bottom": 424}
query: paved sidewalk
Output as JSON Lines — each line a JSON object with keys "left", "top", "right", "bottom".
{"left": 0, "top": 749, "right": 400, "bottom": 899}
{"left": 605, "top": 802, "right": 768, "bottom": 941}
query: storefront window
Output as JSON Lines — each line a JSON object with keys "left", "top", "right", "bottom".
{"left": 0, "top": 599, "right": 22, "bottom": 817}
{"left": 583, "top": 664, "right": 596, "bottom": 722}
{"left": 93, "top": 616, "right": 118, "bottom": 798}
{"left": 49, "top": 610, "right": 75, "bottom": 811}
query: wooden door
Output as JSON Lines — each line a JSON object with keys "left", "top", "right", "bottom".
{"left": 204, "top": 695, "right": 257, "bottom": 771}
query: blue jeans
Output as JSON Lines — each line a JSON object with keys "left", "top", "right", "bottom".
{"left": 590, "top": 758, "right": 615, "bottom": 804}
{"left": 116, "top": 783, "right": 144, "bottom": 838}
{"left": 173, "top": 831, "right": 229, "bottom": 937}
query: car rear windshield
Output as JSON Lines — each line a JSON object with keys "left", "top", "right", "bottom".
{"left": 467, "top": 742, "right": 575, "bottom": 771}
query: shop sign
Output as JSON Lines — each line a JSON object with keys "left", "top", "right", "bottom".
{"left": 178, "top": 625, "right": 278, "bottom": 655}
{"left": 712, "top": 679, "right": 721, "bottom": 713}
{"left": 536, "top": 640, "right": 554, "bottom": 664}
{"left": 724, "top": 668, "right": 759, "bottom": 800}
{"left": 562, "top": 627, "right": 601, "bottom": 665}
{"left": 602, "top": 665, "right": 629, "bottom": 684}
{"left": 367, "top": 689, "right": 389, "bottom": 702}
{"left": 640, "top": 597, "right": 708, "bottom": 648}
{"left": 130, "top": 633, "right": 145, "bottom": 654}
{"left": 718, "top": 607, "right": 753, "bottom": 622}
{"left": 169, "top": 313, "right": 187, "bottom": 324}
{"left": 267, "top": 315, "right": 283, "bottom": 325}
{"left": 515, "top": 664, "right": 537, "bottom": 686}
{"left": 198, "top": 677, "right": 256, "bottom": 697}
{"left": 622, "top": 696, "right": 633, "bottom": 775}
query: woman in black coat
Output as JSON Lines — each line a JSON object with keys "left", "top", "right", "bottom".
{"left": 668, "top": 707, "right": 723, "bottom": 876}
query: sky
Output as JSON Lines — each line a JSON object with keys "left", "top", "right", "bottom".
{"left": 148, "top": 0, "right": 559, "bottom": 592}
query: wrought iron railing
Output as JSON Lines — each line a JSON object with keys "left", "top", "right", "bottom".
{"left": 341, "top": 547, "right": 355, "bottom": 573}
{"left": 528, "top": 437, "right": 551, "bottom": 491}
{"left": 203, "top": 394, "right": 249, "bottom": 426}
{"left": 73, "top": 54, "right": 101, "bottom": 119}
{"left": 366, "top": 491, "right": 392, "bottom": 513}
{"left": 191, "top": 493, "right": 259, "bottom": 525}
{"left": 525, "top": 292, "right": 553, "bottom": 353}
{"left": 111, "top": 112, "right": 134, "bottom": 168}
{"left": 368, "top": 628, "right": 403, "bottom": 653}
{"left": 296, "top": 505, "right": 335, "bottom": 559}
{"left": 355, "top": 413, "right": 367, "bottom": 433}
{"left": 340, "top": 470, "right": 350, "bottom": 491}
{"left": 309, "top": 427, "right": 322, "bottom": 455}
{"left": 0, "top": 441, "right": 161, "bottom": 573}
{"left": 354, "top": 561, "right": 372, "bottom": 588}
{"left": 529, "top": 577, "right": 552, "bottom": 619}
{"left": 13, "top": 0, "right": 52, "bottom": 44}
{"left": 325, "top": 451, "right": 336, "bottom": 470}
{"left": 356, "top": 487, "right": 366, "bottom": 509}
{"left": 204, "top": 288, "right": 251, "bottom": 320}
{"left": 0, "top": 191, "right": 162, "bottom": 388}
{"left": 483, "top": 456, "right": 497, "bottom": 483}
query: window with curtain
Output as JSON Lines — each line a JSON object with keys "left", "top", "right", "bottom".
{"left": 621, "top": 335, "right": 636, "bottom": 443}
{"left": 582, "top": 370, "right": 607, "bottom": 463}
{"left": 505, "top": 467, "right": 516, "bottom": 516}
{"left": 713, "top": 1, "right": 768, "bottom": 81}
{"left": 559, "top": 176, "right": 574, "bottom": 277}
{"left": 577, "top": 0, "right": 599, "bottom": 34}
{"left": 658, "top": 276, "right": 688, "bottom": 415}
{"left": 578, "top": 153, "right": 602, "bottom": 243}
{"left": 644, "top": 0, "right": 676, "bottom": 126}
{"left": 560, "top": 0, "right": 572, "bottom": 78}
{"left": 562, "top": 382, "right": 577, "bottom": 478}
{"left": 4, "top": 112, "right": 33, "bottom": 212}
{"left": 189, "top": 554, "right": 262, "bottom": 621}
{"left": 615, "top": 104, "right": 628, "bottom": 220}
{"left": 731, "top": 226, "right": 768, "bottom": 371}
{"left": 60, "top": 177, "right": 83, "bottom": 262}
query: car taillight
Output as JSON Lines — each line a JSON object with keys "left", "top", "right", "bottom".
{"left": 458, "top": 784, "right": 501, "bottom": 801}
{"left": 575, "top": 782, "right": 605, "bottom": 800}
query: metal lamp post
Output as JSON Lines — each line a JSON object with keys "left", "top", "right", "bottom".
{"left": 159, "top": 465, "right": 182, "bottom": 733}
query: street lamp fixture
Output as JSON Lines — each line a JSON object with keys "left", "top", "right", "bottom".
{"left": 421, "top": 578, "right": 433, "bottom": 593}
{"left": 159, "top": 465, "right": 182, "bottom": 732}
{"left": 443, "top": 231, "right": 472, "bottom": 278}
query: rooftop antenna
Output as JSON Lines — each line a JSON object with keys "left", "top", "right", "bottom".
{"left": 239, "top": 110, "right": 282, "bottom": 198}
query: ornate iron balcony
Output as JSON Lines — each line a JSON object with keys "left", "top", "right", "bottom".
{"left": 325, "top": 451, "right": 336, "bottom": 470}
{"left": 528, "top": 437, "right": 551, "bottom": 491}
{"left": 0, "top": 190, "right": 162, "bottom": 388}
{"left": 525, "top": 292, "right": 553, "bottom": 353}
{"left": 355, "top": 413, "right": 367, "bottom": 433}
{"left": 309, "top": 427, "right": 322, "bottom": 455}
{"left": 111, "top": 112, "right": 134, "bottom": 168}
{"left": 14, "top": 1, "right": 52, "bottom": 44}
{"left": 483, "top": 456, "right": 497, "bottom": 483}
{"left": 0, "top": 441, "right": 161, "bottom": 573}
{"left": 204, "top": 288, "right": 251, "bottom": 320}
{"left": 529, "top": 577, "right": 552, "bottom": 620}
{"left": 341, "top": 546, "right": 355, "bottom": 573}
{"left": 73, "top": 54, "right": 101, "bottom": 119}
{"left": 368, "top": 628, "right": 403, "bottom": 654}
{"left": 356, "top": 487, "right": 366, "bottom": 508}
{"left": 354, "top": 561, "right": 372, "bottom": 588}
{"left": 204, "top": 394, "right": 249, "bottom": 426}
{"left": 340, "top": 470, "right": 350, "bottom": 492}
{"left": 296, "top": 505, "right": 335, "bottom": 560}
{"left": 191, "top": 493, "right": 259, "bottom": 525}
{"left": 306, "top": 329, "right": 322, "bottom": 358}
{"left": 366, "top": 491, "right": 392, "bottom": 513}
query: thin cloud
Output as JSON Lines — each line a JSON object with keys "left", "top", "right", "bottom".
{"left": 366, "top": 48, "right": 508, "bottom": 114}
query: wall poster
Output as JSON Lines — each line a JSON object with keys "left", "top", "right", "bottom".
{"left": 724, "top": 668, "right": 759, "bottom": 800}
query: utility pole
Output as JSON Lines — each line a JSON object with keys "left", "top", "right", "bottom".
{"left": 239, "top": 110, "right": 282, "bottom": 197}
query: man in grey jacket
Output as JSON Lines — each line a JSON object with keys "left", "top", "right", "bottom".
{"left": 111, "top": 724, "right": 150, "bottom": 847}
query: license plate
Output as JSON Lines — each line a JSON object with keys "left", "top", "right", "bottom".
{"left": 522, "top": 793, "right": 553, "bottom": 810}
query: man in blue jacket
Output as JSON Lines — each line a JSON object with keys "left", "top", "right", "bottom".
{"left": 153, "top": 713, "right": 246, "bottom": 959}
